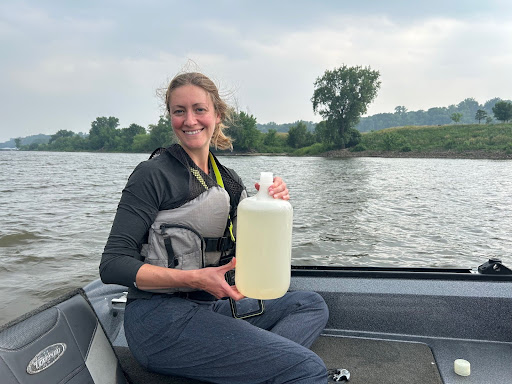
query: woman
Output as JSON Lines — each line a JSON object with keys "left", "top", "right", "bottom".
{"left": 100, "top": 72, "right": 329, "bottom": 383}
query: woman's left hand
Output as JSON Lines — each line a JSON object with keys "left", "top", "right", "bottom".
{"left": 255, "top": 176, "right": 290, "bottom": 200}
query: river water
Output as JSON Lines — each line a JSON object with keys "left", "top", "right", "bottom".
{"left": 1, "top": 151, "right": 511, "bottom": 325}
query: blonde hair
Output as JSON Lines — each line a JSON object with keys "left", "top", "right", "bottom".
{"left": 166, "top": 72, "right": 233, "bottom": 151}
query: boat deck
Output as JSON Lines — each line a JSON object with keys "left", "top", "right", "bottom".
{"left": 86, "top": 267, "right": 512, "bottom": 384}
{"left": 114, "top": 334, "right": 445, "bottom": 384}
{"left": 111, "top": 331, "right": 511, "bottom": 384}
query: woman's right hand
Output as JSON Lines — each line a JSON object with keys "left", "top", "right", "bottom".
{"left": 135, "top": 258, "right": 244, "bottom": 300}
{"left": 191, "top": 258, "right": 245, "bottom": 300}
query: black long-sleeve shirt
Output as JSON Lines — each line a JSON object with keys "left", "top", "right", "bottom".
{"left": 99, "top": 145, "right": 244, "bottom": 297}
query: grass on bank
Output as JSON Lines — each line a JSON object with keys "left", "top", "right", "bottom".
{"left": 353, "top": 123, "right": 512, "bottom": 154}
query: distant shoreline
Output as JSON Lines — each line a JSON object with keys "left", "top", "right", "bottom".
{"left": 220, "top": 149, "right": 512, "bottom": 160}
{"left": 5, "top": 148, "right": 512, "bottom": 160}
{"left": 323, "top": 149, "right": 512, "bottom": 160}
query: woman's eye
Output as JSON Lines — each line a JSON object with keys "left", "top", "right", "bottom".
{"left": 173, "top": 109, "right": 184, "bottom": 115}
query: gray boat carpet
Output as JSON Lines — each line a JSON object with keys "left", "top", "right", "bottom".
{"left": 311, "top": 335, "right": 443, "bottom": 384}
{"left": 115, "top": 335, "right": 443, "bottom": 383}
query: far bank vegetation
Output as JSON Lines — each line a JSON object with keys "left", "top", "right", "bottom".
{"left": 9, "top": 65, "right": 512, "bottom": 157}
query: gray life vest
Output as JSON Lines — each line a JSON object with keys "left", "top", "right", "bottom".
{"left": 142, "top": 160, "right": 247, "bottom": 294}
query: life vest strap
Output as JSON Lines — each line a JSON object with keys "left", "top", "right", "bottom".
{"left": 204, "top": 236, "right": 235, "bottom": 252}
{"left": 209, "top": 152, "right": 236, "bottom": 243}
{"left": 164, "top": 238, "right": 179, "bottom": 267}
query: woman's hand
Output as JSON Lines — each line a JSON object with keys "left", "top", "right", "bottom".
{"left": 191, "top": 258, "right": 245, "bottom": 300}
{"left": 255, "top": 176, "right": 290, "bottom": 200}
{"left": 135, "top": 258, "right": 244, "bottom": 301}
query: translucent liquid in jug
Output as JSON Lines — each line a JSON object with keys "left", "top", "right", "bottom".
{"left": 235, "top": 172, "right": 293, "bottom": 299}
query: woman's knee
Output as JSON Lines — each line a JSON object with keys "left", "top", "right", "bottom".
{"left": 305, "top": 350, "right": 328, "bottom": 380}
{"left": 294, "top": 291, "right": 329, "bottom": 323}
{"left": 280, "top": 350, "right": 327, "bottom": 383}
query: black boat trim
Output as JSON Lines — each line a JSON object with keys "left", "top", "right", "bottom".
{"left": 291, "top": 265, "right": 512, "bottom": 281}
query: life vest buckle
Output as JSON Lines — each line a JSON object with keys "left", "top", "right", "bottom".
{"left": 204, "top": 236, "right": 233, "bottom": 252}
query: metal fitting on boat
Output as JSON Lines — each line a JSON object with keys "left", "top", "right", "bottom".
{"left": 332, "top": 368, "right": 350, "bottom": 381}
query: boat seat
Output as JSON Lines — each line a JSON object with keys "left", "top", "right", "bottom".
{"left": 0, "top": 288, "right": 127, "bottom": 384}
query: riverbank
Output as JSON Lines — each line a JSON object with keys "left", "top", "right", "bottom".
{"left": 9, "top": 147, "right": 512, "bottom": 160}
{"left": 324, "top": 149, "right": 512, "bottom": 160}
{"left": 223, "top": 149, "right": 512, "bottom": 160}
{"left": 349, "top": 123, "right": 512, "bottom": 160}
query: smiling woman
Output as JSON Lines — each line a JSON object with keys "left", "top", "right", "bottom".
{"left": 98, "top": 72, "right": 328, "bottom": 383}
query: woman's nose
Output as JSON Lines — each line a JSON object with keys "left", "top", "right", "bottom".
{"left": 184, "top": 111, "right": 197, "bottom": 126}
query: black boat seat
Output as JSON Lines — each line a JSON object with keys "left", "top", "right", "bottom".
{"left": 0, "top": 288, "right": 127, "bottom": 384}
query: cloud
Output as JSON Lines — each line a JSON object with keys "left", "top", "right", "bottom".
{"left": 1, "top": 1, "right": 512, "bottom": 142}
{"left": 192, "top": 15, "right": 507, "bottom": 121}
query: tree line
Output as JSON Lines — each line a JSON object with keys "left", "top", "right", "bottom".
{"left": 15, "top": 116, "right": 176, "bottom": 153}
{"left": 13, "top": 113, "right": 310, "bottom": 154}
{"left": 357, "top": 98, "right": 512, "bottom": 132}
{"left": 14, "top": 64, "right": 512, "bottom": 154}
{"left": 15, "top": 65, "right": 382, "bottom": 154}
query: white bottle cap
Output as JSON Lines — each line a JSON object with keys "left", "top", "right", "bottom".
{"left": 259, "top": 172, "right": 274, "bottom": 185}
{"left": 454, "top": 359, "right": 470, "bottom": 376}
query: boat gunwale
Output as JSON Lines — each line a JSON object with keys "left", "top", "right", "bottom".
{"left": 291, "top": 265, "right": 512, "bottom": 281}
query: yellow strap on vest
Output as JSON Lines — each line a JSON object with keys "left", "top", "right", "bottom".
{"left": 209, "top": 153, "right": 235, "bottom": 242}
{"left": 209, "top": 152, "right": 224, "bottom": 188}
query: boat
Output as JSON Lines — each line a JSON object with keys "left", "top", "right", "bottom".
{"left": 1, "top": 258, "right": 511, "bottom": 383}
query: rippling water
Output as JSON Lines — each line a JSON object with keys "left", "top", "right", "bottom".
{"left": 1, "top": 151, "right": 511, "bottom": 324}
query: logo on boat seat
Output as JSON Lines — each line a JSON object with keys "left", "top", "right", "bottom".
{"left": 26, "top": 343, "right": 67, "bottom": 374}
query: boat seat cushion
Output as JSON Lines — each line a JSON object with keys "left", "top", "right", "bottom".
{"left": 0, "top": 288, "right": 127, "bottom": 384}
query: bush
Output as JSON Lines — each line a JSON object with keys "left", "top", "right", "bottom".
{"left": 292, "top": 142, "right": 332, "bottom": 156}
{"left": 382, "top": 132, "right": 409, "bottom": 151}
{"left": 351, "top": 143, "right": 367, "bottom": 152}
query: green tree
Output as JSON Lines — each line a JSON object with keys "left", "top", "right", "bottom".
{"left": 287, "top": 121, "right": 315, "bottom": 148}
{"left": 120, "top": 124, "right": 146, "bottom": 151}
{"left": 228, "top": 111, "right": 262, "bottom": 152}
{"left": 475, "top": 109, "right": 487, "bottom": 124}
{"left": 261, "top": 129, "right": 288, "bottom": 152}
{"left": 394, "top": 106, "right": 408, "bottom": 115}
{"left": 344, "top": 128, "right": 362, "bottom": 147}
{"left": 88, "top": 116, "right": 120, "bottom": 150}
{"left": 457, "top": 98, "right": 480, "bottom": 123}
{"left": 483, "top": 98, "right": 502, "bottom": 116}
{"left": 132, "top": 133, "right": 152, "bottom": 153}
{"left": 49, "top": 130, "right": 75, "bottom": 143}
{"left": 450, "top": 112, "right": 462, "bottom": 124}
{"left": 147, "top": 115, "right": 175, "bottom": 149}
{"left": 314, "top": 121, "right": 335, "bottom": 145}
{"left": 14, "top": 138, "right": 22, "bottom": 149}
{"left": 492, "top": 101, "right": 512, "bottom": 123}
{"left": 311, "top": 64, "right": 380, "bottom": 148}
{"left": 48, "top": 134, "right": 86, "bottom": 151}
{"left": 263, "top": 129, "right": 278, "bottom": 147}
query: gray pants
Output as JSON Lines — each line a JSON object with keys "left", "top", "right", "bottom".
{"left": 124, "top": 291, "right": 329, "bottom": 383}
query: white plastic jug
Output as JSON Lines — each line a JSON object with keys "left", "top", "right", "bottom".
{"left": 235, "top": 172, "right": 293, "bottom": 299}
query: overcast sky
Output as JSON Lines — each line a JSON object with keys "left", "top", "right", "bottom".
{"left": 1, "top": 0, "right": 511, "bottom": 142}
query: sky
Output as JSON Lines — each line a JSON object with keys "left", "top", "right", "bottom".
{"left": 1, "top": 0, "right": 512, "bottom": 143}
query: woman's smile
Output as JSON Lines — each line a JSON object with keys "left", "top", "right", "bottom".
{"left": 182, "top": 128, "right": 205, "bottom": 135}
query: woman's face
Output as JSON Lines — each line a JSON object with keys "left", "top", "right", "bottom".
{"left": 169, "top": 84, "right": 220, "bottom": 155}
